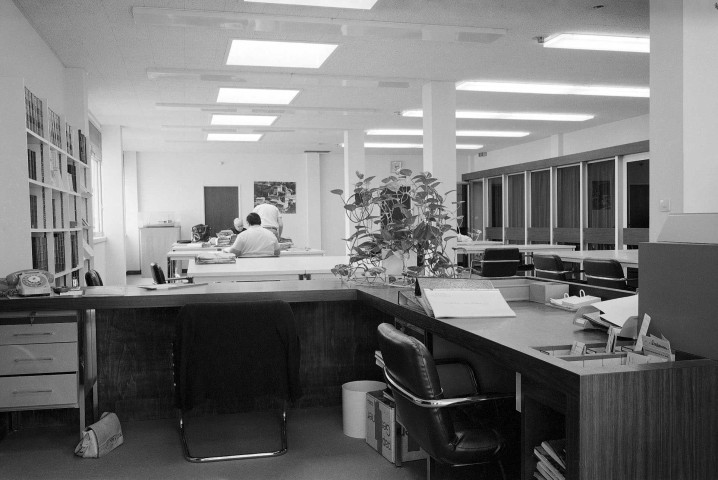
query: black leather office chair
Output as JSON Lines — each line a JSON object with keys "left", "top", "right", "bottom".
{"left": 84, "top": 269, "right": 103, "bottom": 286}
{"left": 474, "top": 248, "right": 520, "bottom": 277}
{"left": 150, "top": 262, "right": 190, "bottom": 284}
{"left": 173, "top": 300, "right": 302, "bottom": 462}
{"left": 583, "top": 258, "right": 636, "bottom": 291}
{"left": 533, "top": 254, "right": 581, "bottom": 282}
{"left": 377, "top": 323, "right": 514, "bottom": 480}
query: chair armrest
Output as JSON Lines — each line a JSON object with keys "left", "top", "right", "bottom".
{"left": 384, "top": 369, "right": 513, "bottom": 408}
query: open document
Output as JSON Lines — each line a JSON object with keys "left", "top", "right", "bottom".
{"left": 422, "top": 288, "right": 516, "bottom": 318}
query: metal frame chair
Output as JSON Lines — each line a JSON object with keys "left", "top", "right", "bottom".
{"left": 584, "top": 258, "right": 636, "bottom": 291}
{"left": 150, "top": 262, "right": 191, "bottom": 284}
{"left": 173, "top": 300, "right": 301, "bottom": 462}
{"left": 533, "top": 254, "right": 581, "bottom": 281}
{"left": 377, "top": 323, "right": 514, "bottom": 480}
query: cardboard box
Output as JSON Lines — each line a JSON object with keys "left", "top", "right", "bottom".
{"left": 365, "top": 390, "right": 428, "bottom": 464}
{"left": 529, "top": 281, "right": 569, "bottom": 303}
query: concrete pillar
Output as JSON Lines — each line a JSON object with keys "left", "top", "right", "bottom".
{"left": 101, "top": 125, "right": 127, "bottom": 285}
{"left": 304, "top": 151, "right": 322, "bottom": 249}
{"left": 343, "top": 130, "right": 366, "bottom": 248}
{"left": 650, "top": 0, "right": 718, "bottom": 240}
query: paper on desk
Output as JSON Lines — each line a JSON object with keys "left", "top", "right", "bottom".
{"left": 138, "top": 283, "right": 206, "bottom": 291}
{"left": 592, "top": 295, "right": 638, "bottom": 328}
{"left": 422, "top": 288, "right": 515, "bottom": 318}
{"left": 83, "top": 286, "right": 125, "bottom": 296}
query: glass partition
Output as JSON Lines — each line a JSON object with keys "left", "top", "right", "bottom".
{"left": 586, "top": 159, "right": 615, "bottom": 250}
{"left": 506, "top": 173, "right": 525, "bottom": 244}
{"left": 529, "top": 169, "right": 550, "bottom": 244}
{"left": 486, "top": 177, "right": 503, "bottom": 241}
{"left": 555, "top": 165, "right": 580, "bottom": 248}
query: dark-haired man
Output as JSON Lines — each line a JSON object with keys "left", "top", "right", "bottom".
{"left": 224, "top": 212, "right": 280, "bottom": 257}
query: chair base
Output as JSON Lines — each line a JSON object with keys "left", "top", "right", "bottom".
{"left": 425, "top": 456, "right": 507, "bottom": 480}
{"left": 178, "top": 406, "right": 288, "bottom": 463}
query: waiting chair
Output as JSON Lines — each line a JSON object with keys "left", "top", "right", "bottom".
{"left": 173, "top": 300, "right": 302, "bottom": 462}
{"left": 377, "top": 323, "right": 514, "bottom": 480}
{"left": 150, "top": 262, "right": 190, "bottom": 284}
{"left": 473, "top": 248, "right": 520, "bottom": 277}
{"left": 532, "top": 254, "right": 581, "bottom": 282}
{"left": 583, "top": 258, "right": 636, "bottom": 291}
{"left": 84, "top": 269, "right": 103, "bottom": 286}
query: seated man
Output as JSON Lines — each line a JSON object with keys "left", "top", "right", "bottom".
{"left": 223, "top": 212, "right": 280, "bottom": 257}
{"left": 230, "top": 217, "right": 245, "bottom": 235}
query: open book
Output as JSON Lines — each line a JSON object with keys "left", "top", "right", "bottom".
{"left": 422, "top": 288, "right": 516, "bottom": 318}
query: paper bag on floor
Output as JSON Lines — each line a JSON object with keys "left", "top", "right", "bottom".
{"left": 74, "top": 412, "right": 124, "bottom": 458}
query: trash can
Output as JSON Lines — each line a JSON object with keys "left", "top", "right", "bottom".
{"left": 342, "top": 380, "right": 386, "bottom": 438}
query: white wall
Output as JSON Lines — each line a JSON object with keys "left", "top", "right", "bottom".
{"left": 471, "top": 115, "right": 649, "bottom": 172}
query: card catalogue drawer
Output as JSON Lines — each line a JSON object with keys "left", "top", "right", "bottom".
{"left": 0, "top": 374, "right": 78, "bottom": 409}
{"left": 0, "top": 322, "right": 78, "bottom": 346}
{"left": 0, "top": 343, "right": 78, "bottom": 376}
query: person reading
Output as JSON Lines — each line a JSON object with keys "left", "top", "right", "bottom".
{"left": 230, "top": 217, "right": 245, "bottom": 235}
{"left": 223, "top": 212, "right": 280, "bottom": 257}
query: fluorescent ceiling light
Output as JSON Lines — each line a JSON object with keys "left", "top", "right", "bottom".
{"left": 401, "top": 110, "right": 594, "bottom": 122}
{"left": 345, "top": 142, "right": 483, "bottom": 150}
{"left": 227, "top": 39, "right": 337, "bottom": 68}
{"left": 243, "top": 0, "right": 378, "bottom": 9}
{"left": 207, "top": 133, "right": 263, "bottom": 142}
{"left": 542, "top": 33, "right": 649, "bottom": 53}
{"left": 457, "top": 80, "right": 649, "bottom": 98}
{"left": 211, "top": 114, "right": 277, "bottom": 126}
{"left": 366, "top": 129, "right": 529, "bottom": 138}
{"left": 217, "top": 87, "right": 299, "bottom": 105}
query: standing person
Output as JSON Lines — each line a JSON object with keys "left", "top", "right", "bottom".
{"left": 253, "top": 200, "right": 283, "bottom": 241}
{"left": 223, "top": 212, "right": 280, "bottom": 257}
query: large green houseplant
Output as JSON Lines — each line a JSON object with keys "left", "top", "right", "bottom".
{"left": 330, "top": 169, "right": 462, "bottom": 284}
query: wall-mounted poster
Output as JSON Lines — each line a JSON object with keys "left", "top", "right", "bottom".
{"left": 254, "top": 181, "right": 297, "bottom": 214}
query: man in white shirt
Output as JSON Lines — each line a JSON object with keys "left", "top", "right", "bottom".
{"left": 224, "top": 213, "right": 280, "bottom": 257}
{"left": 252, "top": 200, "right": 283, "bottom": 240}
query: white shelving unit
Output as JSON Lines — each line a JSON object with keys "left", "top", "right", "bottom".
{"left": 0, "top": 77, "right": 93, "bottom": 287}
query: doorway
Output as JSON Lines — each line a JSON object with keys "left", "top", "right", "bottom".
{"left": 204, "top": 187, "right": 239, "bottom": 236}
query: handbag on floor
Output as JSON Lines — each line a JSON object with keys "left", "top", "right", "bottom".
{"left": 74, "top": 412, "right": 124, "bottom": 458}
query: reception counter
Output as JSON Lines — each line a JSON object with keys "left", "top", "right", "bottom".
{"left": 1, "top": 279, "right": 715, "bottom": 480}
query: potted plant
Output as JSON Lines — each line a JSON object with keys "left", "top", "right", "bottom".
{"left": 330, "top": 169, "right": 463, "bottom": 285}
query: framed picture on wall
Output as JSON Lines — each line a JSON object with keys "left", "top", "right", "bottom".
{"left": 254, "top": 181, "right": 297, "bottom": 214}
{"left": 391, "top": 160, "right": 403, "bottom": 173}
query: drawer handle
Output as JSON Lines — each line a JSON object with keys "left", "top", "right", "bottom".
{"left": 14, "top": 357, "right": 54, "bottom": 363}
{"left": 13, "top": 332, "right": 54, "bottom": 337}
{"left": 12, "top": 389, "right": 53, "bottom": 395}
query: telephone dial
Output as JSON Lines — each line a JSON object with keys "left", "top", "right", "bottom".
{"left": 6, "top": 270, "right": 53, "bottom": 296}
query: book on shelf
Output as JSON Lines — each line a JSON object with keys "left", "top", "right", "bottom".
{"left": 27, "top": 147, "right": 38, "bottom": 180}
{"left": 31, "top": 235, "right": 48, "bottom": 271}
{"left": 534, "top": 444, "right": 566, "bottom": 480}
{"left": 533, "top": 471, "right": 549, "bottom": 480}
{"left": 541, "top": 439, "right": 566, "bottom": 470}
{"left": 29, "top": 195, "right": 38, "bottom": 229}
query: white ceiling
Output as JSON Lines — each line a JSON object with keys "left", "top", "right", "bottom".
{"left": 13, "top": 0, "right": 650, "bottom": 156}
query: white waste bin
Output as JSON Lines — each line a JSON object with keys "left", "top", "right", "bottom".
{"left": 341, "top": 380, "right": 386, "bottom": 438}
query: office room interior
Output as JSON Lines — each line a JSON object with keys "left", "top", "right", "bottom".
{"left": 1, "top": 0, "right": 717, "bottom": 479}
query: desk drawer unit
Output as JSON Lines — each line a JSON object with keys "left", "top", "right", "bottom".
{"left": 0, "top": 322, "right": 77, "bottom": 346}
{"left": 0, "top": 343, "right": 78, "bottom": 376}
{"left": 0, "top": 374, "right": 78, "bottom": 409}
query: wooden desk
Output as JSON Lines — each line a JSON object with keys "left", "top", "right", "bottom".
{"left": 0, "top": 280, "right": 715, "bottom": 480}
{"left": 166, "top": 247, "right": 325, "bottom": 276}
{"left": 186, "top": 255, "right": 348, "bottom": 282}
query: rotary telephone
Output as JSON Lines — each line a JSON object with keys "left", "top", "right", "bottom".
{"left": 6, "top": 270, "right": 53, "bottom": 296}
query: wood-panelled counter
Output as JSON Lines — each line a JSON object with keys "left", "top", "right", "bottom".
{"left": 1, "top": 279, "right": 716, "bottom": 480}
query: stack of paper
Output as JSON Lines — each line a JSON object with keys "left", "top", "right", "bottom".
{"left": 592, "top": 295, "right": 638, "bottom": 328}
{"left": 549, "top": 291, "right": 601, "bottom": 310}
{"left": 195, "top": 252, "right": 236, "bottom": 264}
{"left": 422, "top": 288, "right": 515, "bottom": 318}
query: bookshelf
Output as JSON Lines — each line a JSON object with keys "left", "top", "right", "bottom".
{"left": 0, "top": 77, "right": 93, "bottom": 287}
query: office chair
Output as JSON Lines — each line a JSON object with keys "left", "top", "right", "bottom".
{"left": 473, "top": 248, "right": 520, "bottom": 277}
{"left": 173, "top": 300, "right": 302, "bottom": 462}
{"left": 150, "top": 262, "right": 190, "bottom": 284}
{"left": 532, "top": 254, "right": 581, "bottom": 282}
{"left": 377, "top": 323, "right": 514, "bottom": 480}
{"left": 84, "top": 269, "right": 103, "bottom": 286}
{"left": 583, "top": 258, "right": 636, "bottom": 291}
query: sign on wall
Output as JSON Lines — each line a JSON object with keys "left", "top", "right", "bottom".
{"left": 254, "top": 181, "right": 297, "bottom": 214}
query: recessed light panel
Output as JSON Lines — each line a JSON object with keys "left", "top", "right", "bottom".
{"left": 243, "top": 0, "right": 378, "bottom": 9}
{"left": 542, "top": 33, "right": 649, "bottom": 53}
{"left": 366, "top": 129, "right": 529, "bottom": 137}
{"left": 217, "top": 87, "right": 299, "bottom": 105}
{"left": 401, "top": 109, "right": 594, "bottom": 122}
{"left": 457, "top": 80, "right": 649, "bottom": 98}
{"left": 227, "top": 39, "right": 338, "bottom": 68}
{"left": 211, "top": 114, "right": 277, "bottom": 126}
{"left": 359, "top": 142, "right": 483, "bottom": 150}
{"left": 207, "top": 133, "right": 263, "bottom": 142}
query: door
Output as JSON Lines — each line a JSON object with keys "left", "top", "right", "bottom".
{"left": 204, "top": 187, "right": 239, "bottom": 236}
